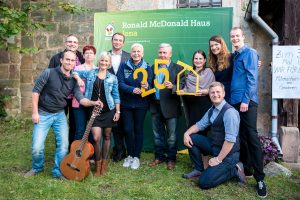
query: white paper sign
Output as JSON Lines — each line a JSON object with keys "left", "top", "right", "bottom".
{"left": 272, "top": 45, "right": 300, "bottom": 99}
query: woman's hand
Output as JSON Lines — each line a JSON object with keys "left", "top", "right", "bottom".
{"left": 133, "top": 87, "right": 142, "bottom": 94}
{"left": 141, "top": 81, "right": 148, "bottom": 89}
{"left": 113, "top": 112, "right": 120, "bottom": 121}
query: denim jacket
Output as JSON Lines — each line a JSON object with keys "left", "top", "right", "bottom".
{"left": 73, "top": 69, "right": 120, "bottom": 110}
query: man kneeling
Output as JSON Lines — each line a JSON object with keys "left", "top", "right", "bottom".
{"left": 183, "top": 81, "right": 245, "bottom": 189}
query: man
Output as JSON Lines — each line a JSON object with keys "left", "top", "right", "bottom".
{"left": 108, "top": 32, "right": 130, "bottom": 162}
{"left": 25, "top": 50, "right": 101, "bottom": 179}
{"left": 48, "top": 34, "right": 84, "bottom": 147}
{"left": 148, "top": 43, "right": 183, "bottom": 170}
{"left": 48, "top": 34, "right": 84, "bottom": 68}
{"left": 230, "top": 27, "right": 267, "bottom": 198}
{"left": 183, "top": 82, "right": 244, "bottom": 189}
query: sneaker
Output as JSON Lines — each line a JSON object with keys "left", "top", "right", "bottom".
{"left": 123, "top": 156, "right": 133, "bottom": 168}
{"left": 182, "top": 169, "right": 201, "bottom": 179}
{"left": 24, "top": 169, "right": 37, "bottom": 178}
{"left": 131, "top": 157, "right": 140, "bottom": 170}
{"left": 236, "top": 162, "right": 246, "bottom": 185}
{"left": 257, "top": 180, "right": 267, "bottom": 198}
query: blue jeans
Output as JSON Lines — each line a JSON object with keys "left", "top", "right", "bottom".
{"left": 151, "top": 108, "right": 178, "bottom": 162}
{"left": 189, "top": 134, "right": 239, "bottom": 189}
{"left": 121, "top": 108, "right": 147, "bottom": 158}
{"left": 31, "top": 111, "right": 69, "bottom": 177}
{"left": 73, "top": 105, "right": 88, "bottom": 140}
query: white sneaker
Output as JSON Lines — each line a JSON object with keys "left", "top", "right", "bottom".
{"left": 130, "top": 157, "right": 140, "bottom": 170}
{"left": 123, "top": 156, "right": 133, "bottom": 167}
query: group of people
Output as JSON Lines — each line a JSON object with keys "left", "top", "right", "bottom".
{"left": 24, "top": 27, "right": 267, "bottom": 198}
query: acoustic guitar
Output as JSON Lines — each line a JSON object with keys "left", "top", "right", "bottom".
{"left": 60, "top": 105, "right": 101, "bottom": 181}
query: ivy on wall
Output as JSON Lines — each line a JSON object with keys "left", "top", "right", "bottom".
{"left": 0, "top": 0, "right": 88, "bottom": 53}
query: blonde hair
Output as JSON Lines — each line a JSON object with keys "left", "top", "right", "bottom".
{"left": 208, "top": 35, "right": 231, "bottom": 72}
{"left": 98, "top": 51, "right": 112, "bottom": 69}
{"left": 208, "top": 81, "right": 225, "bottom": 92}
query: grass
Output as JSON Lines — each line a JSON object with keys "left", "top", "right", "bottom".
{"left": 0, "top": 117, "right": 300, "bottom": 200}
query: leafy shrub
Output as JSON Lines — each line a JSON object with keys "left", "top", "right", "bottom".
{"left": 0, "top": 96, "right": 7, "bottom": 118}
{"left": 259, "top": 135, "right": 279, "bottom": 165}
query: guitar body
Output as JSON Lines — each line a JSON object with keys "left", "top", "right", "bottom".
{"left": 60, "top": 140, "right": 94, "bottom": 181}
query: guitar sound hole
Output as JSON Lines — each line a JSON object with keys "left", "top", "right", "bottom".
{"left": 75, "top": 150, "right": 82, "bottom": 157}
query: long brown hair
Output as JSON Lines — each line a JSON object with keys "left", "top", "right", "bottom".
{"left": 208, "top": 35, "right": 231, "bottom": 72}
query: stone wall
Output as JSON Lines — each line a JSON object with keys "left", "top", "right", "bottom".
{"left": 0, "top": 0, "right": 273, "bottom": 136}
{"left": 20, "top": 0, "right": 107, "bottom": 114}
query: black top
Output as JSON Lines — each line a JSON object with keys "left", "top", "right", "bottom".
{"left": 91, "top": 77, "right": 109, "bottom": 112}
{"left": 214, "top": 55, "right": 233, "bottom": 102}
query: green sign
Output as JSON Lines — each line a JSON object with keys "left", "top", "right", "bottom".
{"left": 94, "top": 8, "right": 233, "bottom": 151}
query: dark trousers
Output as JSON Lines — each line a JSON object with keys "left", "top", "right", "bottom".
{"left": 233, "top": 101, "right": 265, "bottom": 181}
{"left": 122, "top": 108, "right": 147, "bottom": 158}
{"left": 112, "top": 119, "right": 126, "bottom": 155}
{"left": 65, "top": 99, "right": 75, "bottom": 146}
{"left": 151, "top": 103, "right": 178, "bottom": 162}
{"left": 189, "top": 134, "right": 239, "bottom": 189}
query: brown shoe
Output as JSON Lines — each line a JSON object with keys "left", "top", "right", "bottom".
{"left": 100, "top": 159, "right": 109, "bottom": 175}
{"left": 94, "top": 160, "right": 102, "bottom": 176}
{"left": 149, "top": 159, "right": 164, "bottom": 167}
{"left": 167, "top": 161, "right": 175, "bottom": 170}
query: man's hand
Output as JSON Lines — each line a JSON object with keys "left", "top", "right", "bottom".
{"left": 183, "top": 133, "right": 193, "bottom": 148}
{"left": 92, "top": 100, "right": 103, "bottom": 108}
{"left": 164, "top": 81, "right": 173, "bottom": 89}
{"left": 77, "top": 78, "right": 85, "bottom": 87}
{"left": 240, "top": 103, "right": 249, "bottom": 112}
{"left": 32, "top": 113, "right": 40, "bottom": 124}
{"left": 209, "top": 157, "right": 222, "bottom": 167}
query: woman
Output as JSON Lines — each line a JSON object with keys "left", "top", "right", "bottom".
{"left": 73, "top": 52, "right": 120, "bottom": 176}
{"left": 208, "top": 35, "right": 232, "bottom": 102}
{"left": 72, "top": 45, "right": 97, "bottom": 140}
{"left": 179, "top": 49, "right": 215, "bottom": 128}
{"left": 117, "top": 43, "right": 153, "bottom": 170}
{"left": 178, "top": 50, "right": 215, "bottom": 179}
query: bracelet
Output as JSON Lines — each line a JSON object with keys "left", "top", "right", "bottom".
{"left": 216, "top": 157, "right": 222, "bottom": 163}
{"left": 116, "top": 110, "right": 121, "bottom": 114}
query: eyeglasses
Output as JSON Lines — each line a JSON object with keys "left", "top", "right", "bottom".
{"left": 66, "top": 41, "right": 78, "bottom": 44}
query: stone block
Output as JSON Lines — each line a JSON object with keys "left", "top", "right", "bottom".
{"left": 9, "top": 65, "right": 20, "bottom": 79}
{"left": 72, "top": 12, "right": 86, "bottom": 22}
{"left": 279, "top": 126, "right": 300, "bottom": 163}
{"left": 0, "top": 80, "right": 20, "bottom": 90}
{"left": 84, "top": 0, "right": 107, "bottom": 10}
{"left": 0, "top": 88, "right": 19, "bottom": 96}
{"left": 70, "top": 23, "right": 91, "bottom": 34}
{"left": 0, "top": 65, "right": 9, "bottom": 79}
{"left": 21, "top": 36, "right": 34, "bottom": 48}
{"left": 48, "top": 35, "right": 63, "bottom": 48}
{"left": 22, "top": 99, "right": 32, "bottom": 113}
{"left": 21, "top": 69, "right": 33, "bottom": 84}
{"left": 35, "top": 35, "right": 47, "bottom": 50}
{"left": 3, "top": 95, "right": 20, "bottom": 110}
{"left": 0, "top": 50, "right": 10, "bottom": 64}
{"left": 53, "top": 11, "right": 72, "bottom": 22}
{"left": 9, "top": 51, "right": 21, "bottom": 64}
{"left": 21, "top": 55, "right": 33, "bottom": 70}
{"left": 59, "top": 24, "right": 70, "bottom": 34}
{"left": 264, "top": 161, "right": 292, "bottom": 177}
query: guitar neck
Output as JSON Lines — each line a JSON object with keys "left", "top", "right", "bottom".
{"left": 78, "top": 105, "right": 101, "bottom": 149}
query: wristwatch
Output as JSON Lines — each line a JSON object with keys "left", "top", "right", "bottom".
{"left": 116, "top": 110, "right": 121, "bottom": 114}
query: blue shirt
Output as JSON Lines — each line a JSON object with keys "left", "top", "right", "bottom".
{"left": 230, "top": 45, "right": 259, "bottom": 105}
{"left": 155, "top": 63, "right": 170, "bottom": 100}
{"left": 196, "top": 100, "right": 240, "bottom": 143}
{"left": 73, "top": 69, "right": 120, "bottom": 110}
